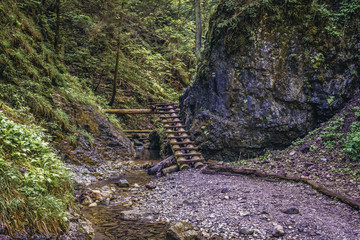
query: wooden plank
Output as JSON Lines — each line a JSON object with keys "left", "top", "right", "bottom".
{"left": 177, "top": 158, "right": 204, "bottom": 164}
{"left": 160, "top": 115, "right": 180, "bottom": 119}
{"left": 175, "top": 152, "right": 202, "bottom": 157}
{"left": 164, "top": 125, "right": 186, "bottom": 128}
{"left": 105, "top": 109, "right": 155, "bottom": 114}
{"left": 161, "top": 120, "right": 183, "bottom": 124}
{"left": 170, "top": 141, "right": 195, "bottom": 145}
{"left": 172, "top": 146, "right": 198, "bottom": 151}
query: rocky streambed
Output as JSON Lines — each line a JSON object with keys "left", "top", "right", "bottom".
{"left": 73, "top": 148, "right": 360, "bottom": 240}
{"left": 133, "top": 169, "right": 360, "bottom": 239}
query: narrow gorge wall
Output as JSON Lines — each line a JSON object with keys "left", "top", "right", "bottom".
{"left": 180, "top": 0, "right": 360, "bottom": 161}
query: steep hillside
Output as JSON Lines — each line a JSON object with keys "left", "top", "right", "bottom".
{"left": 181, "top": 0, "right": 360, "bottom": 161}
{"left": 0, "top": 0, "right": 213, "bottom": 237}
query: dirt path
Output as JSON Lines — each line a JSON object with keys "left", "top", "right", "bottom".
{"left": 133, "top": 169, "right": 360, "bottom": 239}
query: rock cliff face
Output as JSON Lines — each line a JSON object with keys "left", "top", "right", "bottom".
{"left": 180, "top": 0, "right": 360, "bottom": 161}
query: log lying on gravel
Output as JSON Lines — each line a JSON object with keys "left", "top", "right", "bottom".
{"left": 147, "top": 155, "right": 175, "bottom": 175}
{"left": 201, "top": 164, "right": 360, "bottom": 211}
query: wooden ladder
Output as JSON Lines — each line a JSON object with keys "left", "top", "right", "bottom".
{"left": 152, "top": 103, "right": 205, "bottom": 170}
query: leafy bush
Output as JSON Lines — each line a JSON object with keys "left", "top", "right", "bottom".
{"left": 0, "top": 112, "right": 74, "bottom": 236}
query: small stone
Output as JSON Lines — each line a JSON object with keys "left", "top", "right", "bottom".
{"left": 282, "top": 207, "right": 300, "bottom": 215}
{"left": 224, "top": 196, "right": 229, "bottom": 200}
{"left": 289, "top": 150, "right": 296, "bottom": 156}
{"left": 272, "top": 224, "right": 285, "bottom": 237}
{"left": 134, "top": 183, "right": 140, "bottom": 188}
{"left": 239, "top": 226, "right": 254, "bottom": 235}
{"left": 221, "top": 188, "right": 230, "bottom": 193}
{"left": 90, "top": 190, "right": 104, "bottom": 201}
{"left": 115, "top": 179, "right": 130, "bottom": 187}
{"left": 239, "top": 211, "right": 251, "bottom": 217}
{"left": 81, "top": 196, "right": 93, "bottom": 205}
{"left": 88, "top": 202, "right": 97, "bottom": 207}
{"left": 145, "top": 183, "right": 156, "bottom": 190}
{"left": 320, "top": 158, "right": 327, "bottom": 162}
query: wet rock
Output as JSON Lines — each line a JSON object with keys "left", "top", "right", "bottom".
{"left": 220, "top": 188, "right": 230, "bottom": 193}
{"left": 166, "top": 221, "right": 198, "bottom": 240}
{"left": 272, "top": 224, "right": 285, "bottom": 237}
{"left": 115, "top": 179, "right": 130, "bottom": 187}
{"left": 145, "top": 183, "right": 156, "bottom": 190}
{"left": 239, "top": 226, "right": 254, "bottom": 235}
{"left": 90, "top": 190, "right": 104, "bottom": 201}
{"left": 81, "top": 196, "right": 93, "bottom": 205}
{"left": 282, "top": 207, "right": 300, "bottom": 215}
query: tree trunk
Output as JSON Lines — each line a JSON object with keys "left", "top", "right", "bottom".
{"left": 109, "top": 40, "right": 121, "bottom": 106}
{"left": 178, "top": 0, "right": 182, "bottom": 19}
{"left": 54, "top": 0, "right": 61, "bottom": 54}
{"left": 109, "top": 0, "right": 126, "bottom": 106}
{"left": 194, "top": 0, "right": 202, "bottom": 56}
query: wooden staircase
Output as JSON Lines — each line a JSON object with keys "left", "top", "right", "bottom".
{"left": 152, "top": 103, "right": 205, "bottom": 170}
{"left": 105, "top": 102, "right": 205, "bottom": 170}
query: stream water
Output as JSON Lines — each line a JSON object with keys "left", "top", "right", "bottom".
{"left": 82, "top": 148, "right": 169, "bottom": 239}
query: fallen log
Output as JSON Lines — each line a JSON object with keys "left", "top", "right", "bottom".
{"left": 147, "top": 155, "right": 175, "bottom": 175}
{"left": 201, "top": 164, "right": 360, "bottom": 211}
{"left": 162, "top": 165, "right": 179, "bottom": 175}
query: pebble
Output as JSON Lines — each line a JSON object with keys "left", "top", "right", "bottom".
{"left": 88, "top": 202, "right": 97, "bottom": 207}
{"left": 272, "top": 224, "right": 285, "bottom": 237}
{"left": 239, "top": 226, "right": 254, "bottom": 235}
{"left": 282, "top": 207, "right": 300, "bottom": 214}
{"left": 115, "top": 179, "right": 130, "bottom": 187}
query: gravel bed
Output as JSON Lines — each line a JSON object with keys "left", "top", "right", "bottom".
{"left": 135, "top": 169, "right": 360, "bottom": 239}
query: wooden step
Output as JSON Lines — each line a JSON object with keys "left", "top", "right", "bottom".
{"left": 160, "top": 115, "right": 180, "bottom": 119}
{"left": 156, "top": 110, "right": 180, "bottom": 114}
{"left": 172, "top": 146, "right": 198, "bottom": 151}
{"left": 161, "top": 120, "right": 183, "bottom": 124}
{"left": 165, "top": 130, "right": 187, "bottom": 134}
{"left": 177, "top": 158, "right": 204, "bottom": 164}
{"left": 164, "top": 125, "right": 186, "bottom": 128}
{"left": 167, "top": 136, "right": 191, "bottom": 139}
{"left": 170, "top": 141, "right": 195, "bottom": 145}
{"left": 150, "top": 102, "right": 178, "bottom": 106}
{"left": 175, "top": 152, "right": 202, "bottom": 157}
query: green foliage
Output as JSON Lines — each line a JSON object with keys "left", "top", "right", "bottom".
{"left": 292, "top": 137, "right": 305, "bottom": 146}
{"left": 345, "top": 107, "right": 360, "bottom": 161}
{"left": 0, "top": 112, "right": 74, "bottom": 236}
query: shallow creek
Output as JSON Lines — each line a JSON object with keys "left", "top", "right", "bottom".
{"left": 81, "top": 148, "right": 169, "bottom": 239}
